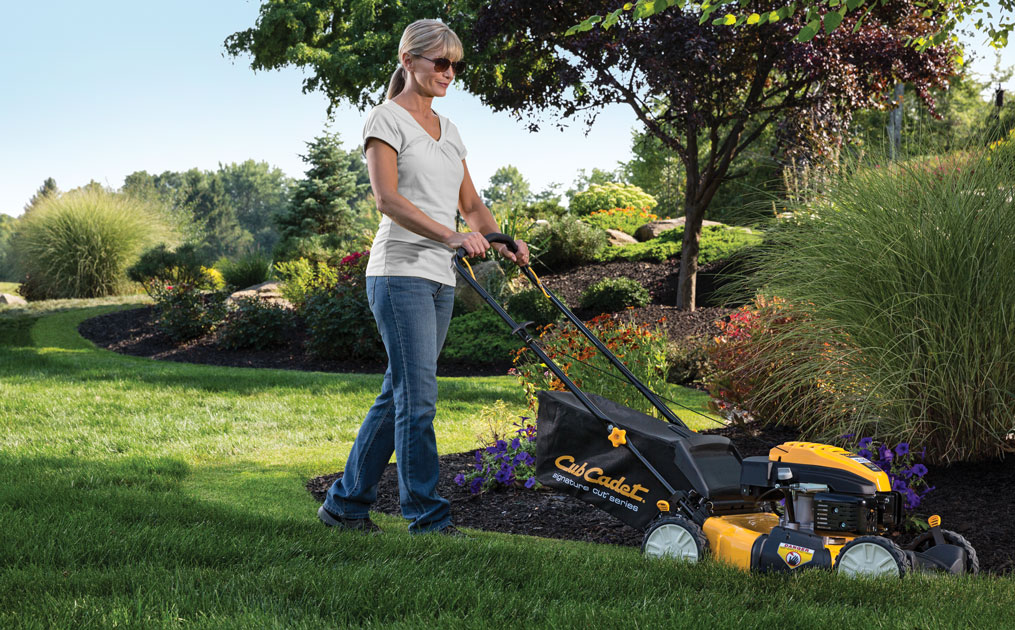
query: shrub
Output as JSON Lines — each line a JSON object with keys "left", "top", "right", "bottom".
{"left": 583, "top": 206, "right": 659, "bottom": 235}
{"left": 11, "top": 189, "right": 173, "bottom": 299}
{"left": 302, "top": 283, "right": 384, "bottom": 361}
{"left": 742, "top": 148, "right": 1015, "bottom": 463}
{"left": 596, "top": 225, "right": 763, "bottom": 264}
{"left": 442, "top": 308, "right": 522, "bottom": 363}
{"left": 579, "top": 277, "right": 650, "bottom": 313}
{"left": 666, "top": 337, "right": 711, "bottom": 386}
{"left": 528, "top": 215, "right": 607, "bottom": 272}
{"left": 218, "top": 296, "right": 296, "bottom": 350}
{"left": 128, "top": 243, "right": 217, "bottom": 301}
{"left": 513, "top": 313, "right": 669, "bottom": 417}
{"left": 216, "top": 250, "right": 274, "bottom": 289}
{"left": 570, "top": 183, "right": 657, "bottom": 217}
{"left": 156, "top": 286, "right": 228, "bottom": 342}
{"left": 455, "top": 420, "right": 539, "bottom": 494}
{"left": 274, "top": 258, "right": 340, "bottom": 310}
{"left": 506, "top": 288, "right": 560, "bottom": 327}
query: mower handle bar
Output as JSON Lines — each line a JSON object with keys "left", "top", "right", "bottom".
{"left": 454, "top": 232, "right": 517, "bottom": 260}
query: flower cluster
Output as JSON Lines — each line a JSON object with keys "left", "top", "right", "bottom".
{"left": 512, "top": 313, "right": 670, "bottom": 416}
{"left": 584, "top": 206, "right": 660, "bottom": 236}
{"left": 455, "top": 421, "right": 539, "bottom": 494}
{"left": 337, "top": 250, "right": 370, "bottom": 287}
{"left": 849, "top": 436, "right": 933, "bottom": 511}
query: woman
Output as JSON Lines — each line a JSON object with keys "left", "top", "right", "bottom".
{"left": 318, "top": 19, "right": 529, "bottom": 535}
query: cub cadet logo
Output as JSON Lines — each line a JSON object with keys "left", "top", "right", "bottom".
{"left": 777, "top": 543, "right": 815, "bottom": 568}
{"left": 554, "top": 455, "right": 649, "bottom": 503}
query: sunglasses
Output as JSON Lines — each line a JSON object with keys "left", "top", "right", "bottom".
{"left": 415, "top": 54, "right": 465, "bottom": 74}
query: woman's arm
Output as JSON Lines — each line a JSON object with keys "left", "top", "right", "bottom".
{"left": 458, "top": 159, "right": 530, "bottom": 265}
{"left": 365, "top": 138, "right": 490, "bottom": 257}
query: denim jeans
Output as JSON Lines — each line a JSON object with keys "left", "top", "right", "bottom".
{"left": 324, "top": 275, "right": 455, "bottom": 533}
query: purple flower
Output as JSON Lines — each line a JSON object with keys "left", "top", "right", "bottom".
{"left": 510, "top": 437, "right": 521, "bottom": 450}
{"left": 469, "top": 478, "right": 483, "bottom": 494}
{"left": 525, "top": 477, "right": 537, "bottom": 489}
{"left": 900, "top": 467, "right": 914, "bottom": 480}
{"left": 911, "top": 463, "right": 928, "bottom": 477}
{"left": 454, "top": 473, "right": 465, "bottom": 486}
{"left": 892, "top": 479, "right": 908, "bottom": 493}
{"left": 905, "top": 488, "right": 920, "bottom": 509}
{"left": 496, "top": 440, "right": 507, "bottom": 451}
{"left": 474, "top": 450, "right": 483, "bottom": 463}
{"left": 839, "top": 433, "right": 856, "bottom": 440}
{"left": 474, "top": 463, "right": 483, "bottom": 471}
{"left": 494, "top": 467, "right": 513, "bottom": 484}
{"left": 859, "top": 437, "right": 874, "bottom": 449}
{"left": 878, "top": 445, "right": 894, "bottom": 463}
{"left": 858, "top": 448, "right": 873, "bottom": 460}
{"left": 895, "top": 443, "right": 910, "bottom": 457}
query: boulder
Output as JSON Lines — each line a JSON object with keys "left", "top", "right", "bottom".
{"left": 605, "top": 229, "right": 638, "bottom": 246}
{"left": 634, "top": 218, "right": 725, "bottom": 242}
{"left": 454, "top": 260, "right": 506, "bottom": 312}
{"left": 0, "top": 293, "right": 26, "bottom": 306}
{"left": 228, "top": 281, "right": 292, "bottom": 308}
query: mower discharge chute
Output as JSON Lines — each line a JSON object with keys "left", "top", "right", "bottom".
{"left": 455, "top": 234, "right": 977, "bottom": 577}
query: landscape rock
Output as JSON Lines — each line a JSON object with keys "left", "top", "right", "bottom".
{"left": 228, "top": 281, "right": 291, "bottom": 308}
{"left": 454, "top": 260, "right": 505, "bottom": 312}
{"left": 634, "top": 218, "right": 725, "bottom": 242}
{"left": 605, "top": 229, "right": 638, "bottom": 246}
{"left": 0, "top": 293, "right": 27, "bottom": 306}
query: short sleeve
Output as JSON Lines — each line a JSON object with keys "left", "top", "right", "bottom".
{"left": 362, "top": 106, "right": 402, "bottom": 157}
{"left": 448, "top": 120, "right": 467, "bottom": 160}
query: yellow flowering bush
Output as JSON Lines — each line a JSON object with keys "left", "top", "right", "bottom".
{"left": 584, "top": 206, "right": 660, "bottom": 236}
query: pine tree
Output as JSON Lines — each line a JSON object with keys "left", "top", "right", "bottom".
{"left": 273, "top": 132, "right": 369, "bottom": 262}
{"left": 23, "top": 178, "right": 59, "bottom": 214}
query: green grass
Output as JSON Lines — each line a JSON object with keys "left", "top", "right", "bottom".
{"left": 1, "top": 297, "right": 1012, "bottom": 628}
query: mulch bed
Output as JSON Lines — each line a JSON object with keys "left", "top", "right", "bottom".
{"left": 307, "top": 421, "right": 1015, "bottom": 575}
{"left": 77, "top": 259, "right": 1014, "bottom": 573}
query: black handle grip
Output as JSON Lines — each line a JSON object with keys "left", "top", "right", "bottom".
{"left": 455, "top": 232, "right": 517, "bottom": 259}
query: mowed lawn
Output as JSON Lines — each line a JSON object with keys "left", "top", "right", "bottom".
{"left": 1, "top": 299, "right": 1013, "bottom": 629}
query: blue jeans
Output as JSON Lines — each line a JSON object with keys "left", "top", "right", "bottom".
{"left": 324, "top": 275, "right": 455, "bottom": 533}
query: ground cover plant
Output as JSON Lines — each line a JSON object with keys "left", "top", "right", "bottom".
{"left": 597, "top": 225, "right": 762, "bottom": 264}
{"left": 583, "top": 206, "right": 661, "bottom": 235}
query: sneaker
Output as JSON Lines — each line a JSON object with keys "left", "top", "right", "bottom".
{"left": 317, "top": 505, "right": 382, "bottom": 534}
{"left": 436, "top": 525, "right": 469, "bottom": 538}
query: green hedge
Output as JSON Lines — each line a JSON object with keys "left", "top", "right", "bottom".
{"left": 442, "top": 308, "right": 521, "bottom": 363}
{"left": 596, "top": 226, "right": 762, "bottom": 264}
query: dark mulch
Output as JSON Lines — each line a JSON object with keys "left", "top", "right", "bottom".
{"left": 307, "top": 420, "right": 1015, "bottom": 574}
{"left": 78, "top": 305, "right": 512, "bottom": 377}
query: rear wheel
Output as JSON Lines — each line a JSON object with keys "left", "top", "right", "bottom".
{"left": 835, "top": 536, "right": 911, "bottom": 578}
{"left": 641, "top": 516, "right": 708, "bottom": 562}
{"left": 907, "top": 529, "right": 979, "bottom": 574}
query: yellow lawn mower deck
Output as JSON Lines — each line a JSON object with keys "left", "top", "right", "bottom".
{"left": 455, "top": 234, "right": 977, "bottom": 578}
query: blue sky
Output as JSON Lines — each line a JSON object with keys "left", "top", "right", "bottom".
{"left": 1, "top": 1, "right": 1010, "bottom": 217}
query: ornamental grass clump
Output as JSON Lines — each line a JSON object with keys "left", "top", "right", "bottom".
{"left": 743, "top": 147, "right": 1015, "bottom": 463}
{"left": 11, "top": 189, "right": 173, "bottom": 299}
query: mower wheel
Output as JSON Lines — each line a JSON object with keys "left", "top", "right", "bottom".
{"left": 641, "top": 516, "right": 708, "bottom": 563}
{"left": 835, "top": 536, "right": 911, "bottom": 578}
{"left": 906, "top": 529, "right": 979, "bottom": 574}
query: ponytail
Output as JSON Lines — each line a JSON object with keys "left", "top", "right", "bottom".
{"left": 386, "top": 66, "right": 406, "bottom": 100}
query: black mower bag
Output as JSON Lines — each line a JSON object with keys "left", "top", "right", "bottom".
{"left": 535, "top": 390, "right": 743, "bottom": 530}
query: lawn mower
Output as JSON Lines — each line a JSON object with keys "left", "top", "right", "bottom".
{"left": 454, "top": 234, "right": 978, "bottom": 577}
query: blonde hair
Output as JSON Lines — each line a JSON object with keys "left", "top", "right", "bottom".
{"left": 386, "top": 19, "right": 464, "bottom": 100}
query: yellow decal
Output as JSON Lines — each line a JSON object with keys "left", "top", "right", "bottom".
{"left": 777, "top": 542, "right": 815, "bottom": 569}
{"left": 608, "top": 427, "right": 627, "bottom": 448}
{"left": 554, "top": 455, "right": 649, "bottom": 503}
{"left": 929, "top": 515, "right": 941, "bottom": 528}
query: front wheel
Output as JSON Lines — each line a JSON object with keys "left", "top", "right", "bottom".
{"left": 835, "top": 536, "right": 911, "bottom": 578}
{"left": 641, "top": 516, "right": 708, "bottom": 563}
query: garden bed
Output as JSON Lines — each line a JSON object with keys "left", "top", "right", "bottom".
{"left": 307, "top": 420, "right": 1015, "bottom": 575}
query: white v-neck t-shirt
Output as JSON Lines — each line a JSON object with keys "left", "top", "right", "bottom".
{"left": 362, "top": 100, "right": 468, "bottom": 286}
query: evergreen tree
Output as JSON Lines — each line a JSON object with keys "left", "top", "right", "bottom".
{"left": 23, "top": 178, "right": 58, "bottom": 214}
{"left": 179, "top": 170, "right": 253, "bottom": 260}
{"left": 273, "top": 132, "right": 369, "bottom": 262}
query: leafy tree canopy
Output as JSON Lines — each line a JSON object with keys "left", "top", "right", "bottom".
{"left": 481, "top": 165, "right": 532, "bottom": 208}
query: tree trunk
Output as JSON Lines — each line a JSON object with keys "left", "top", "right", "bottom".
{"left": 676, "top": 202, "right": 705, "bottom": 311}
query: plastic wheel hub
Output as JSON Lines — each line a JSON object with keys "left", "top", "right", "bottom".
{"left": 643, "top": 523, "right": 700, "bottom": 561}
{"left": 836, "top": 541, "right": 905, "bottom": 577}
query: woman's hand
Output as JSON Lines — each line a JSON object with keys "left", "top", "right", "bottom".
{"left": 443, "top": 231, "right": 490, "bottom": 258}
{"left": 493, "top": 240, "right": 530, "bottom": 266}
